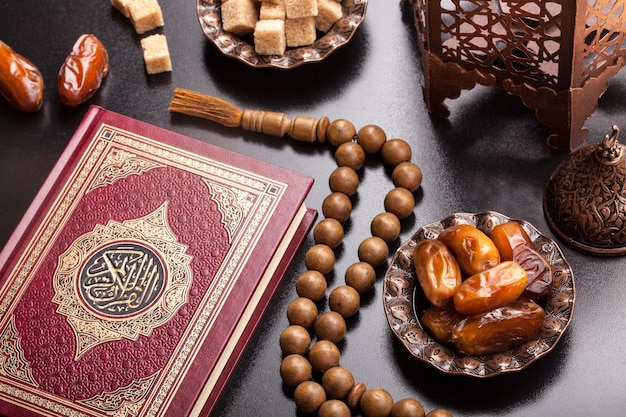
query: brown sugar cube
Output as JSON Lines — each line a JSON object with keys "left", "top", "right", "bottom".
{"left": 140, "top": 34, "right": 172, "bottom": 74}
{"left": 285, "top": 17, "right": 316, "bottom": 47}
{"left": 221, "top": 0, "right": 259, "bottom": 36}
{"left": 260, "top": 0, "right": 285, "bottom": 20}
{"left": 128, "top": 0, "right": 164, "bottom": 34}
{"left": 254, "top": 19, "right": 286, "bottom": 55}
{"left": 285, "top": 0, "right": 318, "bottom": 19}
{"left": 315, "top": 0, "right": 342, "bottom": 32}
{"left": 111, "top": 0, "right": 134, "bottom": 17}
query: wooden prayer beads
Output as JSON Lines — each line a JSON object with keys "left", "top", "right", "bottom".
{"left": 279, "top": 354, "right": 312, "bottom": 387}
{"left": 314, "top": 311, "right": 347, "bottom": 343}
{"left": 318, "top": 399, "right": 352, "bottom": 417}
{"left": 308, "top": 340, "right": 341, "bottom": 372}
{"left": 391, "top": 398, "right": 426, "bottom": 417}
{"left": 384, "top": 187, "right": 415, "bottom": 219}
{"left": 327, "top": 119, "right": 357, "bottom": 147}
{"left": 360, "top": 388, "right": 395, "bottom": 417}
{"left": 371, "top": 212, "right": 401, "bottom": 243}
{"left": 335, "top": 142, "right": 366, "bottom": 170}
{"left": 358, "top": 236, "right": 389, "bottom": 267}
{"left": 166, "top": 91, "right": 450, "bottom": 415}
{"left": 295, "top": 270, "right": 328, "bottom": 301}
{"left": 279, "top": 325, "right": 311, "bottom": 355}
{"left": 329, "top": 166, "right": 360, "bottom": 196}
{"left": 381, "top": 138, "right": 412, "bottom": 166}
{"left": 294, "top": 381, "right": 327, "bottom": 414}
{"left": 304, "top": 244, "right": 336, "bottom": 275}
{"left": 328, "top": 285, "right": 360, "bottom": 318}
{"left": 322, "top": 366, "right": 355, "bottom": 400}
{"left": 322, "top": 192, "right": 353, "bottom": 222}
{"left": 279, "top": 118, "right": 453, "bottom": 417}
{"left": 392, "top": 161, "right": 422, "bottom": 192}
{"left": 313, "top": 218, "right": 345, "bottom": 248}
{"left": 345, "top": 262, "right": 376, "bottom": 294}
{"left": 357, "top": 124, "right": 387, "bottom": 154}
{"left": 286, "top": 297, "right": 318, "bottom": 328}
{"left": 347, "top": 382, "right": 367, "bottom": 409}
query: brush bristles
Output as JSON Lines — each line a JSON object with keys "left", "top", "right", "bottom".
{"left": 169, "top": 88, "right": 243, "bottom": 128}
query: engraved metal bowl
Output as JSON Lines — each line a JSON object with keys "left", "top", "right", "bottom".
{"left": 544, "top": 125, "right": 626, "bottom": 255}
{"left": 382, "top": 211, "right": 575, "bottom": 378}
{"left": 196, "top": 0, "right": 367, "bottom": 69}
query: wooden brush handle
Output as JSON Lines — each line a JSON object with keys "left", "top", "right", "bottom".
{"left": 169, "top": 88, "right": 330, "bottom": 143}
{"left": 241, "top": 109, "right": 320, "bottom": 142}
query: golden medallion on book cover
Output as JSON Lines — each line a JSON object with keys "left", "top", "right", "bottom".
{"left": 52, "top": 202, "right": 193, "bottom": 360}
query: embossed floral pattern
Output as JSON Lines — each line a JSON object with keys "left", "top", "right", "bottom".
{"left": 544, "top": 128, "right": 626, "bottom": 254}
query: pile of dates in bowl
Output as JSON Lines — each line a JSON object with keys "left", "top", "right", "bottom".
{"left": 382, "top": 211, "right": 575, "bottom": 378}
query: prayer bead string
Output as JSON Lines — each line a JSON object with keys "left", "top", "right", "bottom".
{"left": 167, "top": 90, "right": 454, "bottom": 416}
{"left": 278, "top": 119, "right": 454, "bottom": 417}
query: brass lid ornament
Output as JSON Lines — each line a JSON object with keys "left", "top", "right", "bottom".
{"left": 544, "top": 125, "right": 626, "bottom": 255}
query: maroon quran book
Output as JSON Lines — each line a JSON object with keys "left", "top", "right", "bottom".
{"left": 0, "top": 106, "right": 316, "bottom": 417}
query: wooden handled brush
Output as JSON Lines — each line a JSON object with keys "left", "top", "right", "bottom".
{"left": 169, "top": 88, "right": 329, "bottom": 143}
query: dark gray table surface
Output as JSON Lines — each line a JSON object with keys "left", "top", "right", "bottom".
{"left": 1, "top": 1, "right": 626, "bottom": 416}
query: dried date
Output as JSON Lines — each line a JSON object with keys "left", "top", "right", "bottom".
{"left": 491, "top": 221, "right": 533, "bottom": 261}
{"left": 452, "top": 296, "right": 545, "bottom": 355}
{"left": 491, "top": 222, "right": 553, "bottom": 299}
{"left": 58, "top": 34, "right": 108, "bottom": 106}
{"left": 0, "top": 40, "right": 43, "bottom": 112}
{"left": 453, "top": 261, "right": 528, "bottom": 315}
{"left": 421, "top": 305, "right": 465, "bottom": 344}
{"left": 515, "top": 247, "right": 553, "bottom": 299}
{"left": 413, "top": 239, "right": 462, "bottom": 309}
{"left": 437, "top": 224, "right": 500, "bottom": 276}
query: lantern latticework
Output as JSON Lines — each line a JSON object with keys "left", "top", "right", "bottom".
{"left": 404, "top": 0, "right": 626, "bottom": 150}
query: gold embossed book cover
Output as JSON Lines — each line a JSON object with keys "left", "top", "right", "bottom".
{"left": 0, "top": 106, "right": 315, "bottom": 417}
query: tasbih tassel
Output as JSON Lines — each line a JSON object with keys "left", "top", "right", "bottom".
{"left": 168, "top": 88, "right": 243, "bottom": 127}
{"left": 169, "top": 88, "right": 328, "bottom": 143}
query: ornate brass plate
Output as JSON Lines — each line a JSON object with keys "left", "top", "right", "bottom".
{"left": 383, "top": 211, "right": 575, "bottom": 378}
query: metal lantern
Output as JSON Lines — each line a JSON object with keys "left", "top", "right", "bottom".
{"left": 403, "top": 0, "right": 626, "bottom": 150}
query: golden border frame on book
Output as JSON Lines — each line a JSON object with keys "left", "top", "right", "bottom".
{"left": 197, "top": 0, "right": 367, "bottom": 69}
{"left": 383, "top": 211, "right": 575, "bottom": 378}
